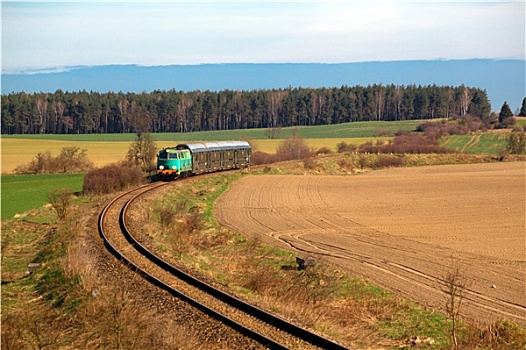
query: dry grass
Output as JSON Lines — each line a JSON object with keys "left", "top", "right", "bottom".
{"left": 1, "top": 195, "right": 217, "bottom": 350}
{"left": 1, "top": 138, "right": 385, "bottom": 174}
{"left": 1, "top": 139, "right": 129, "bottom": 174}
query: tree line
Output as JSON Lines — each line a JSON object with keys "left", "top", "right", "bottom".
{"left": 1, "top": 84, "right": 493, "bottom": 135}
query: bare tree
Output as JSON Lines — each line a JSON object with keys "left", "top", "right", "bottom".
{"left": 47, "top": 188, "right": 73, "bottom": 220}
{"left": 443, "top": 258, "right": 469, "bottom": 348}
{"left": 276, "top": 129, "right": 310, "bottom": 161}
{"left": 459, "top": 87, "right": 471, "bottom": 116}
{"left": 126, "top": 132, "right": 158, "bottom": 173}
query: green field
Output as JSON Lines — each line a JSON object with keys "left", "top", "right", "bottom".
{"left": 1, "top": 174, "right": 85, "bottom": 220}
{"left": 1, "top": 120, "right": 423, "bottom": 142}
{"left": 440, "top": 133, "right": 510, "bottom": 155}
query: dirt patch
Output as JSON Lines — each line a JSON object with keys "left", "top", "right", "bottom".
{"left": 215, "top": 162, "right": 526, "bottom": 325}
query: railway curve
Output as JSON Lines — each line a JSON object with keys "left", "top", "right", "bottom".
{"left": 99, "top": 180, "right": 350, "bottom": 350}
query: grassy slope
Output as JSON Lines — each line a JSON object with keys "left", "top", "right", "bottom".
{"left": 440, "top": 133, "right": 510, "bottom": 154}
{"left": 1, "top": 174, "right": 84, "bottom": 220}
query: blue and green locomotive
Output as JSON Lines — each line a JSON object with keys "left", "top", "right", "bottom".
{"left": 156, "top": 141, "right": 251, "bottom": 180}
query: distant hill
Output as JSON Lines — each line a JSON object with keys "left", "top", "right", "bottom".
{"left": 2, "top": 60, "right": 524, "bottom": 112}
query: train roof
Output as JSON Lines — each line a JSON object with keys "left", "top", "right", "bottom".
{"left": 175, "top": 141, "right": 251, "bottom": 153}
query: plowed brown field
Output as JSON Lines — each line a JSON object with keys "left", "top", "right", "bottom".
{"left": 215, "top": 162, "right": 526, "bottom": 325}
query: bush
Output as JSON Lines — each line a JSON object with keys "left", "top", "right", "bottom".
{"left": 275, "top": 134, "right": 311, "bottom": 161}
{"left": 360, "top": 134, "right": 453, "bottom": 154}
{"left": 82, "top": 163, "right": 145, "bottom": 195}
{"left": 14, "top": 146, "right": 94, "bottom": 175}
{"left": 303, "top": 158, "right": 317, "bottom": 170}
{"left": 156, "top": 206, "right": 178, "bottom": 231}
{"left": 47, "top": 188, "right": 74, "bottom": 220}
{"left": 506, "top": 131, "right": 526, "bottom": 155}
{"left": 337, "top": 157, "right": 355, "bottom": 172}
{"left": 417, "top": 120, "right": 469, "bottom": 140}
{"left": 181, "top": 209, "right": 204, "bottom": 235}
{"left": 336, "top": 141, "right": 357, "bottom": 153}
{"left": 251, "top": 151, "right": 277, "bottom": 165}
{"left": 500, "top": 116, "right": 517, "bottom": 129}
{"left": 315, "top": 146, "right": 332, "bottom": 155}
{"left": 373, "top": 155, "right": 406, "bottom": 169}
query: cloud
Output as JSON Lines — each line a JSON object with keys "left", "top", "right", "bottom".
{"left": 2, "top": 1, "right": 524, "bottom": 73}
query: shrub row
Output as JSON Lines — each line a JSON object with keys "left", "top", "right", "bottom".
{"left": 82, "top": 163, "right": 145, "bottom": 195}
{"left": 359, "top": 134, "right": 453, "bottom": 154}
{"left": 14, "top": 146, "right": 94, "bottom": 174}
{"left": 252, "top": 135, "right": 313, "bottom": 165}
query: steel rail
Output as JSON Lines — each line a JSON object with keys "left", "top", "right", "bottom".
{"left": 122, "top": 187, "right": 349, "bottom": 350}
{"left": 100, "top": 180, "right": 350, "bottom": 350}
{"left": 98, "top": 183, "right": 288, "bottom": 350}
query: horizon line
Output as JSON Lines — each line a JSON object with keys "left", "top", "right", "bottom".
{"left": 3, "top": 58, "right": 523, "bottom": 75}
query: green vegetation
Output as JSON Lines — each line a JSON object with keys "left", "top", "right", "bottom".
{"left": 1, "top": 174, "right": 84, "bottom": 220}
{"left": 1, "top": 120, "right": 422, "bottom": 141}
{"left": 440, "top": 133, "right": 511, "bottom": 155}
{"left": 289, "top": 120, "right": 424, "bottom": 138}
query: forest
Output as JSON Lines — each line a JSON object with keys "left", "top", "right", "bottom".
{"left": 1, "top": 84, "right": 492, "bottom": 135}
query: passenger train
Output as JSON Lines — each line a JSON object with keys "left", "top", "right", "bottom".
{"left": 156, "top": 141, "right": 251, "bottom": 180}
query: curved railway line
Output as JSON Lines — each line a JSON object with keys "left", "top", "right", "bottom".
{"left": 98, "top": 181, "right": 349, "bottom": 350}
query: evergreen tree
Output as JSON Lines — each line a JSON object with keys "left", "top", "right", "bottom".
{"left": 519, "top": 97, "right": 526, "bottom": 117}
{"left": 499, "top": 101, "right": 513, "bottom": 123}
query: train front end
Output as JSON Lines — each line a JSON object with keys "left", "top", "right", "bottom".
{"left": 156, "top": 148, "right": 192, "bottom": 180}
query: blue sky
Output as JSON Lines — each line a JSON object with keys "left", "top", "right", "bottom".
{"left": 2, "top": 1, "right": 525, "bottom": 74}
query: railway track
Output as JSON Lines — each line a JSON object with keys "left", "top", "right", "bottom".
{"left": 98, "top": 181, "right": 350, "bottom": 350}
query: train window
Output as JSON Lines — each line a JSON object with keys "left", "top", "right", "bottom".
{"left": 168, "top": 153, "right": 179, "bottom": 159}
{"left": 158, "top": 150, "right": 168, "bottom": 159}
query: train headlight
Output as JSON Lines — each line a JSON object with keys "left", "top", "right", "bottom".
{"left": 159, "top": 165, "right": 164, "bottom": 170}
{"left": 171, "top": 166, "right": 177, "bottom": 170}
